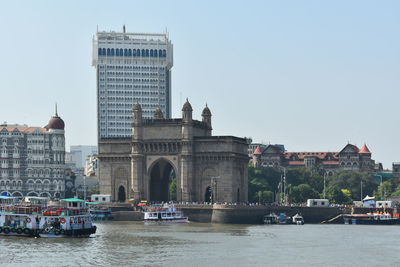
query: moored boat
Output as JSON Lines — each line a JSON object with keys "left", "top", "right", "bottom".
{"left": 292, "top": 213, "right": 305, "bottom": 225}
{"left": 39, "top": 198, "right": 97, "bottom": 237}
{"left": 263, "top": 213, "right": 278, "bottom": 224}
{"left": 343, "top": 212, "right": 399, "bottom": 225}
{"left": 0, "top": 197, "right": 96, "bottom": 237}
{"left": 87, "top": 202, "right": 113, "bottom": 221}
{"left": 143, "top": 204, "right": 188, "bottom": 223}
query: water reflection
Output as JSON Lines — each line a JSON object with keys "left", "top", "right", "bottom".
{"left": 2, "top": 222, "right": 400, "bottom": 266}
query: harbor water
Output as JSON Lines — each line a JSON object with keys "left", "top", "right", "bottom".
{"left": 2, "top": 222, "right": 400, "bottom": 267}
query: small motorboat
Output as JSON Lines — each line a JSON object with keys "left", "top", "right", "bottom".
{"left": 263, "top": 213, "right": 278, "bottom": 224}
{"left": 292, "top": 213, "right": 304, "bottom": 225}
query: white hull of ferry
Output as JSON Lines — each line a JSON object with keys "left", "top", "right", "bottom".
{"left": 144, "top": 217, "right": 189, "bottom": 223}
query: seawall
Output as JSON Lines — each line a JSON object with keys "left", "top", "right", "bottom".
{"left": 185, "top": 205, "right": 342, "bottom": 224}
{"left": 109, "top": 205, "right": 342, "bottom": 224}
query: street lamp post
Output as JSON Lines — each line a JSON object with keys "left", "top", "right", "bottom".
{"left": 323, "top": 173, "right": 326, "bottom": 199}
{"left": 83, "top": 175, "right": 87, "bottom": 201}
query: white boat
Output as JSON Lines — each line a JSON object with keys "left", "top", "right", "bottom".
{"left": 143, "top": 204, "right": 188, "bottom": 223}
{"left": 263, "top": 213, "right": 279, "bottom": 224}
{"left": 292, "top": 213, "right": 305, "bottom": 225}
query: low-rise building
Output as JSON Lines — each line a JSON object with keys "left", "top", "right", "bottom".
{"left": 253, "top": 143, "right": 376, "bottom": 175}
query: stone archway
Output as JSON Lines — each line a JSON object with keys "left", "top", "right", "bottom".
{"left": 149, "top": 158, "right": 176, "bottom": 202}
{"left": 118, "top": 186, "right": 126, "bottom": 202}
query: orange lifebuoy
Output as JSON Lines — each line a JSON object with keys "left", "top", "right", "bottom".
{"left": 26, "top": 217, "right": 31, "bottom": 223}
{"left": 60, "top": 218, "right": 66, "bottom": 224}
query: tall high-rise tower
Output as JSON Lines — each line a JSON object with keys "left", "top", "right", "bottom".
{"left": 92, "top": 26, "right": 173, "bottom": 139}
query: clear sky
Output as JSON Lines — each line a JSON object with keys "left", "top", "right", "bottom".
{"left": 0, "top": 1, "right": 398, "bottom": 168}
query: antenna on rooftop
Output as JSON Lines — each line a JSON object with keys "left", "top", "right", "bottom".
{"left": 123, "top": 24, "right": 126, "bottom": 33}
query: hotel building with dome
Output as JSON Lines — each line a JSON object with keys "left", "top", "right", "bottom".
{"left": 0, "top": 109, "right": 66, "bottom": 198}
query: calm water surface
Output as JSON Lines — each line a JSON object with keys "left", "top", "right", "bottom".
{"left": 2, "top": 222, "right": 400, "bottom": 267}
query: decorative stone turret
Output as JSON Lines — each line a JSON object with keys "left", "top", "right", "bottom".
{"left": 252, "top": 146, "right": 262, "bottom": 167}
{"left": 182, "top": 98, "right": 193, "bottom": 123}
{"left": 201, "top": 104, "right": 212, "bottom": 134}
{"left": 132, "top": 101, "right": 142, "bottom": 125}
{"left": 132, "top": 101, "right": 143, "bottom": 140}
{"left": 153, "top": 106, "right": 164, "bottom": 119}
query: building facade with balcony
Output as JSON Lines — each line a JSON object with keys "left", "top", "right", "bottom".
{"left": 253, "top": 143, "right": 375, "bottom": 176}
{"left": 0, "top": 110, "right": 66, "bottom": 198}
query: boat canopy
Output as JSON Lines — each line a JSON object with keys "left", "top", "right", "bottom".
{"left": 363, "top": 195, "right": 375, "bottom": 201}
{"left": 0, "top": 196, "right": 15, "bottom": 199}
{"left": 86, "top": 202, "right": 99, "bottom": 205}
{"left": 61, "top": 198, "right": 85, "bottom": 202}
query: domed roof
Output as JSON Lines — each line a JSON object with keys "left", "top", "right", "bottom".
{"left": 359, "top": 144, "right": 371, "bottom": 154}
{"left": 46, "top": 110, "right": 65, "bottom": 130}
{"left": 253, "top": 146, "right": 262, "bottom": 155}
{"left": 201, "top": 104, "right": 211, "bottom": 116}
{"left": 182, "top": 98, "right": 193, "bottom": 112}
{"left": 133, "top": 101, "right": 142, "bottom": 111}
{"left": 153, "top": 106, "right": 164, "bottom": 119}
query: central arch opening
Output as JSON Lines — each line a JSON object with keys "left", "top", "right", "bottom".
{"left": 149, "top": 159, "right": 176, "bottom": 202}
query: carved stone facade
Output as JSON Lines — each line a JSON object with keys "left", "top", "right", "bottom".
{"left": 253, "top": 143, "right": 375, "bottom": 176}
{"left": 98, "top": 100, "right": 249, "bottom": 203}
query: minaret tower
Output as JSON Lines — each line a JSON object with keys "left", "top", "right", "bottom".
{"left": 201, "top": 104, "right": 212, "bottom": 136}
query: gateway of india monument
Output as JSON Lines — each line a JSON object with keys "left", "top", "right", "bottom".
{"left": 98, "top": 99, "right": 249, "bottom": 203}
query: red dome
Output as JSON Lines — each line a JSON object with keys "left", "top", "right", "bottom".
{"left": 47, "top": 115, "right": 65, "bottom": 130}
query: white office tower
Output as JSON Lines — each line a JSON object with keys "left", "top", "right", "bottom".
{"left": 92, "top": 26, "right": 173, "bottom": 139}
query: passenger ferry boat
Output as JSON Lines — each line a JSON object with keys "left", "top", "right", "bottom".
{"left": 40, "top": 198, "right": 96, "bottom": 237}
{"left": 0, "top": 197, "right": 96, "bottom": 237}
{"left": 143, "top": 204, "right": 188, "bottom": 223}
{"left": 87, "top": 202, "right": 113, "bottom": 221}
{"left": 344, "top": 212, "right": 400, "bottom": 225}
{"left": 0, "top": 196, "right": 46, "bottom": 237}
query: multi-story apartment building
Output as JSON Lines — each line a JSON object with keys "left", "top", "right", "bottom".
{"left": 253, "top": 143, "right": 376, "bottom": 175}
{"left": 92, "top": 26, "right": 173, "bottom": 139}
{"left": 0, "top": 111, "right": 66, "bottom": 198}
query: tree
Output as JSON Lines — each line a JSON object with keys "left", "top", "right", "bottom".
{"left": 326, "top": 170, "right": 378, "bottom": 201}
{"left": 325, "top": 187, "right": 352, "bottom": 204}
{"left": 248, "top": 165, "right": 281, "bottom": 202}
{"left": 290, "top": 184, "right": 319, "bottom": 203}
{"left": 169, "top": 177, "right": 177, "bottom": 201}
{"left": 374, "top": 180, "right": 393, "bottom": 200}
